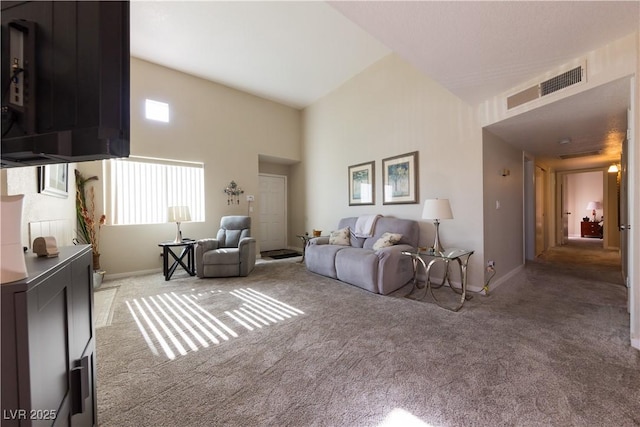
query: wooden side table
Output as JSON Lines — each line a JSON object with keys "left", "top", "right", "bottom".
{"left": 158, "top": 240, "right": 196, "bottom": 280}
{"left": 580, "top": 221, "right": 602, "bottom": 238}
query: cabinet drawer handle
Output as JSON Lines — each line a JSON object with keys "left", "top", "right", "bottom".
{"left": 70, "top": 356, "right": 90, "bottom": 415}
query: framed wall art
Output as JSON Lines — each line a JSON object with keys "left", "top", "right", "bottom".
{"left": 38, "top": 164, "right": 69, "bottom": 198}
{"left": 348, "top": 161, "right": 375, "bottom": 206}
{"left": 382, "top": 151, "right": 419, "bottom": 205}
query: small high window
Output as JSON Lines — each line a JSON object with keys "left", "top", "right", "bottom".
{"left": 145, "top": 99, "right": 169, "bottom": 122}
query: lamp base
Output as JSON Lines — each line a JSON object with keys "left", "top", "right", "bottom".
{"left": 433, "top": 220, "right": 445, "bottom": 255}
{"left": 173, "top": 222, "right": 182, "bottom": 243}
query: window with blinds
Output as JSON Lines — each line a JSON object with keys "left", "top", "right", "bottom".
{"left": 108, "top": 156, "right": 205, "bottom": 225}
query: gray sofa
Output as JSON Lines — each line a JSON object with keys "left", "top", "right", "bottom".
{"left": 304, "top": 217, "right": 419, "bottom": 295}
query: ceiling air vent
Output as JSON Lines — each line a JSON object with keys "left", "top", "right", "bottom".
{"left": 507, "top": 63, "right": 586, "bottom": 110}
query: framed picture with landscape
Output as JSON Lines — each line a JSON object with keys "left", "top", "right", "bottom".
{"left": 348, "top": 161, "right": 375, "bottom": 206}
{"left": 382, "top": 151, "right": 418, "bottom": 205}
{"left": 38, "top": 164, "right": 69, "bottom": 198}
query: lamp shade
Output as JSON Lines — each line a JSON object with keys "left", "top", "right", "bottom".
{"left": 422, "top": 198, "right": 453, "bottom": 220}
{"left": 586, "top": 201, "right": 602, "bottom": 211}
{"left": 168, "top": 206, "right": 191, "bottom": 222}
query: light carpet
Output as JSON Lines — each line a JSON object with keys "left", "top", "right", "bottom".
{"left": 94, "top": 287, "right": 118, "bottom": 329}
{"left": 96, "top": 247, "right": 639, "bottom": 426}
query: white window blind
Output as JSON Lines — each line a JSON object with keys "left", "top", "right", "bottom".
{"left": 108, "top": 157, "right": 204, "bottom": 225}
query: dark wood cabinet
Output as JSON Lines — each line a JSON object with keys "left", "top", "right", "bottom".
{"left": 581, "top": 221, "right": 603, "bottom": 238}
{"left": 1, "top": 1, "right": 130, "bottom": 167}
{"left": 1, "top": 246, "right": 96, "bottom": 427}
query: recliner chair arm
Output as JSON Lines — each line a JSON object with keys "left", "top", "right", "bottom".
{"left": 196, "top": 238, "right": 220, "bottom": 252}
{"left": 238, "top": 237, "right": 257, "bottom": 276}
{"left": 195, "top": 239, "right": 220, "bottom": 278}
{"left": 238, "top": 237, "right": 256, "bottom": 249}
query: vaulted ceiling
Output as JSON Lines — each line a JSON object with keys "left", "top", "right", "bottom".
{"left": 130, "top": 1, "right": 640, "bottom": 170}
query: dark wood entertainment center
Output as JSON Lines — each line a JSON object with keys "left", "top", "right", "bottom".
{"left": 1, "top": 246, "right": 96, "bottom": 426}
{"left": 1, "top": 246, "right": 96, "bottom": 427}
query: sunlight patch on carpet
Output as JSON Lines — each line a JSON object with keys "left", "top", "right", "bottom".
{"left": 378, "top": 408, "right": 434, "bottom": 427}
{"left": 95, "top": 287, "right": 118, "bottom": 328}
{"left": 126, "top": 288, "right": 304, "bottom": 360}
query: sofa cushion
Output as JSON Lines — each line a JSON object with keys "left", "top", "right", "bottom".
{"left": 372, "top": 232, "right": 403, "bottom": 250}
{"left": 335, "top": 248, "right": 378, "bottom": 293}
{"left": 329, "top": 227, "right": 351, "bottom": 246}
{"left": 305, "top": 244, "right": 345, "bottom": 278}
{"left": 363, "top": 217, "right": 419, "bottom": 250}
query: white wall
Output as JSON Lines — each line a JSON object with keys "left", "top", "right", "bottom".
{"left": 295, "top": 54, "right": 485, "bottom": 288}
{"left": 1, "top": 165, "right": 77, "bottom": 249}
{"left": 76, "top": 58, "right": 302, "bottom": 276}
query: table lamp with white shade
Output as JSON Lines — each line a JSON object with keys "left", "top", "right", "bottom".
{"left": 586, "top": 201, "right": 602, "bottom": 222}
{"left": 168, "top": 206, "right": 191, "bottom": 243}
{"left": 422, "top": 198, "right": 453, "bottom": 255}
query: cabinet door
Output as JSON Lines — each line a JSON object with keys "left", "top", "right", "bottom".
{"left": 27, "top": 266, "right": 71, "bottom": 427}
{"left": 69, "top": 251, "right": 96, "bottom": 427}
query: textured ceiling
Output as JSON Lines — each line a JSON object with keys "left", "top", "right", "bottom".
{"left": 130, "top": 1, "right": 640, "bottom": 170}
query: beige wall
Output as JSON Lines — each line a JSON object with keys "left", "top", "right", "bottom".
{"left": 295, "top": 54, "right": 486, "bottom": 288}
{"left": 482, "top": 129, "right": 524, "bottom": 285}
{"left": 76, "top": 58, "right": 302, "bottom": 276}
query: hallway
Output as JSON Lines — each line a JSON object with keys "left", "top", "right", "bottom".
{"left": 534, "top": 237, "right": 625, "bottom": 288}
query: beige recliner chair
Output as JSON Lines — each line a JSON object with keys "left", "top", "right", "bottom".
{"left": 195, "top": 216, "right": 256, "bottom": 277}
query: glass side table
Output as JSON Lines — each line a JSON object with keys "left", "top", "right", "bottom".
{"left": 401, "top": 248, "right": 474, "bottom": 312}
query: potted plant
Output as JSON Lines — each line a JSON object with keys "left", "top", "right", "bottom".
{"left": 75, "top": 170, "right": 106, "bottom": 287}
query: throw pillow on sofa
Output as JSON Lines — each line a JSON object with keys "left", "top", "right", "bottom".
{"left": 372, "top": 232, "right": 403, "bottom": 250}
{"left": 329, "top": 227, "right": 351, "bottom": 246}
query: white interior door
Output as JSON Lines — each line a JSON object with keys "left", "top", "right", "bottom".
{"left": 559, "top": 172, "right": 570, "bottom": 245}
{"left": 258, "top": 174, "right": 286, "bottom": 252}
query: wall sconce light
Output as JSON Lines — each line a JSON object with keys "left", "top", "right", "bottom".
{"left": 501, "top": 169, "right": 511, "bottom": 177}
{"left": 607, "top": 164, "right": 619, "bottom": 173}
{"left": 224, "top": 180, "right": 244, "bottom": 205}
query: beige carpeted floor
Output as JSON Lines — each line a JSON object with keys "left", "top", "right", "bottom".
{"left": 95, "top": 240, "right": 639, "bottom": 426}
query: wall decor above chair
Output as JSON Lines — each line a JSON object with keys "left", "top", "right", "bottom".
{"left": 224, "top": 180, "right": 244, "bottom": 205}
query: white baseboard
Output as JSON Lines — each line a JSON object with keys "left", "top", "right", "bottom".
{"left": 104, "top": 268, "right": 162, "bottom": 281}
{"left": 632, "top": 336, "right": 640, "bottom": 351}
{"left": 485, "top": 264, "right": 525, "bottom": 293}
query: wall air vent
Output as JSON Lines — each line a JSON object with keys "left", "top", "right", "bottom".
{"left": 559, "top": 150, "right": 601, "bottom": 160}
{"left": 540, "top": 66, "right": 583, "bottom": 96}
{"left": 507, "top": 63, "right": 586, "bottom": 110}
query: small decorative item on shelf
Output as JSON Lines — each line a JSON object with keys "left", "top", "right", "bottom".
{"left": 224, "top": 180, "right": 244, "bottom": 205}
